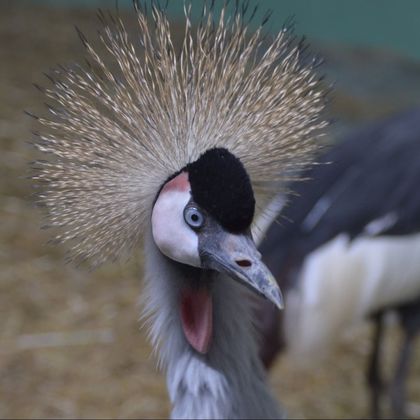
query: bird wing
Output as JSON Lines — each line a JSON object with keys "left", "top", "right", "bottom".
{"left": 260, "top": 107, "right": 420, "bottom": 270}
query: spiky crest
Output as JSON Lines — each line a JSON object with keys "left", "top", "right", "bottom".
{"left": 32, "top": 1, "right": 327, "bottom": 265}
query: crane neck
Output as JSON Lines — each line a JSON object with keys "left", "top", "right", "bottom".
{"left": 143, "top": 231, "right": 283, "bottom": 419}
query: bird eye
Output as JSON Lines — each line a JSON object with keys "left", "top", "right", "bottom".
{"left": 184, "top": 207, "right": 204, "bottom": 229}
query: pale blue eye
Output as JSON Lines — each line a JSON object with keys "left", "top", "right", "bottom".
{"left": 184, "top": 207, "right": 204, "bottom": 229}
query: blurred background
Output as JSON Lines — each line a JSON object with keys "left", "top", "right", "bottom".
{"left": 1, "top": 1, "right": 420, "bottom": 418}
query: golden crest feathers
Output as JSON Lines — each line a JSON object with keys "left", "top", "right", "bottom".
{"left": 32, "top": 1, "right": 327, "bottom": 265}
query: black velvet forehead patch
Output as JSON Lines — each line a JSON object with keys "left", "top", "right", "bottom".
{"left": 186, "top": 148, "right": 255, "bottom": 232}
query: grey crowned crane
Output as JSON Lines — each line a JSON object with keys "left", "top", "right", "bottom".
{"left": 258, "top": 108, "right": 420, "bottom": 418}
{"left": 31, "top": 2, "right": 327, "bottom": 419}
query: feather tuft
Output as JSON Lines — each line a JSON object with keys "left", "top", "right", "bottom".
{"left": 32, "top": 1, "right": 327, "bottom": 265}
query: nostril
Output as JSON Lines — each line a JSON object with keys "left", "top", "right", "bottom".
{"left": 235, "top": 259, "right": 252, "bottom": 268}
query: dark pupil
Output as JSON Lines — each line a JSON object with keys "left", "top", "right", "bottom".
{"left": 191, "top": 213, "right": 199, "bottom": 222}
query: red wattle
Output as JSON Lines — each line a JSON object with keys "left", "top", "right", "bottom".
{"left": 180, "top": 288, "right": 213, "bottom": 354}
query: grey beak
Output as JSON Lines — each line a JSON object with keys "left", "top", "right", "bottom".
{"left": 199, "top": 229, "right": 284, "bottom": 310}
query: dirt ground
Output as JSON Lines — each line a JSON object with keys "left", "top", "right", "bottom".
{"left": 0, "top": 3, "right": 419, "bottom": 419}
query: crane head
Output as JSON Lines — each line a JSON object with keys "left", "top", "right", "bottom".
{"left": 151, "top": 148, "right": 283, "bottom": 353}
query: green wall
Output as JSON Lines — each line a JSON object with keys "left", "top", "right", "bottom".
{"left": 31, "top": 1, "right": 420, "bottom": 60}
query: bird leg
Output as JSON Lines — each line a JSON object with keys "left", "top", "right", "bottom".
{"left": 367, "top": 312, "right": 385, "bottom": 419}
{"left": 389, "top": 328, "right": 416, "bottom": 418}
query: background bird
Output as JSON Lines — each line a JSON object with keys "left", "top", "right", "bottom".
{"left": 257, "top": 108, "right": 420, "bottom": 418}
{"left": 31, "top": 1, "right": 327, "bottom": 418}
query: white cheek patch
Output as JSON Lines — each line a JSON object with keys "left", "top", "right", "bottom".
{"left": 151, "top": 189, "right": 201, "bottom": 267}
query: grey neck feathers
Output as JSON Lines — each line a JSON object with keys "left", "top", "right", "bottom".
{"left": 143, "top": 231, "right": 284, "bottom": 419}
